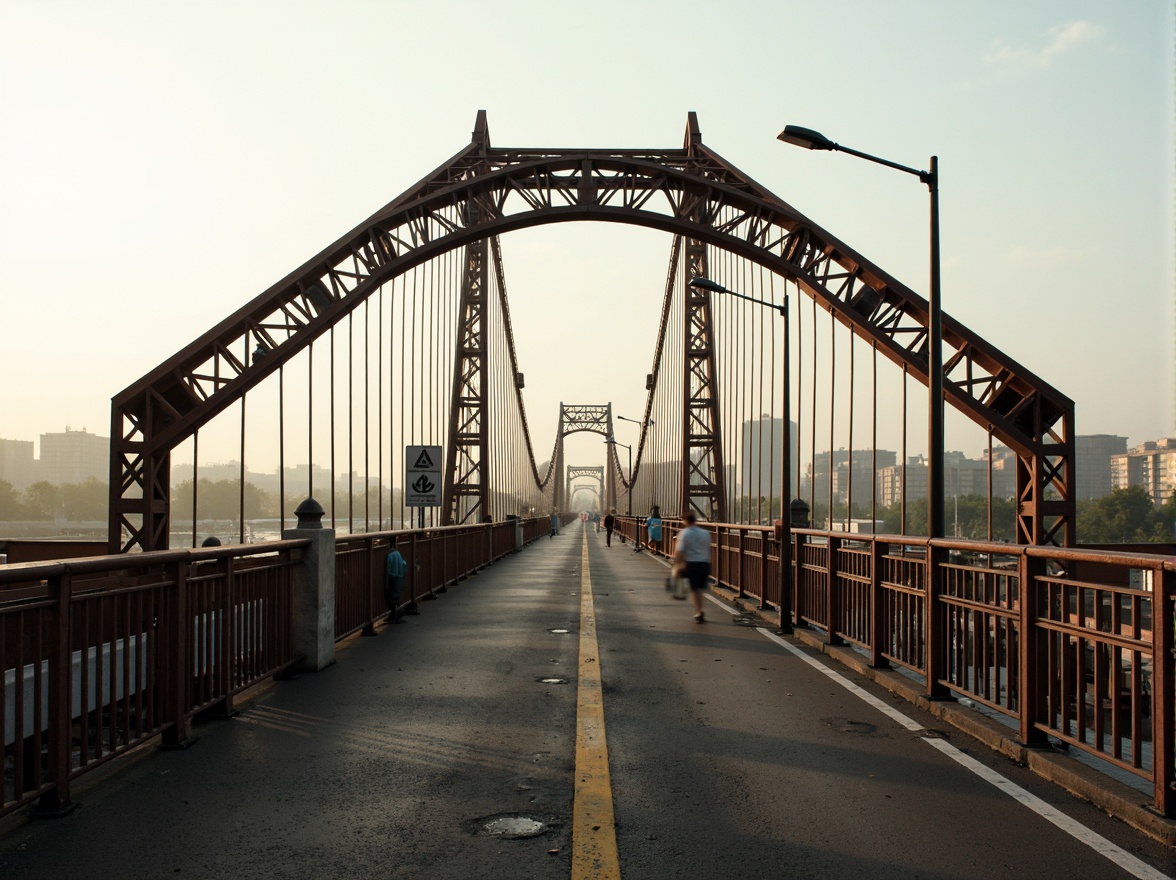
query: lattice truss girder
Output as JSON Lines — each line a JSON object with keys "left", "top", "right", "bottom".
{"left": 112, "top": 110, "right": 1074, "bottom": 550}
{"left": 681, "top": 235, "right": 726, "bottom": 522}
{"left": 441, "top": 239, "right": 488, "bottom": 524}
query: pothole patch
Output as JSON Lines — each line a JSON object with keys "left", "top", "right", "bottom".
{"left": 478, "top": 813, "right": 548, "bottom": 839}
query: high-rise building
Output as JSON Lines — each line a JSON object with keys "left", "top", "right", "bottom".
{"left": 1075, "top": 434, "right": 1128, "bottom": 499}
{"left": 0, "top": 437, "right": 36, "bottom": 489}
{"left": 739, "top": 415, "right": 797, "bottom": 499}
{"left": 1111, "top": 438, "right": 1176, "bottom": 508}
{"left": 38, "top": 428, "right": 108, "bottom": 485}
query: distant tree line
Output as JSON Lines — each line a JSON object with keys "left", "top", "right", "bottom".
{"left": 0, "top": 477, "right": 108, "bottom": 521}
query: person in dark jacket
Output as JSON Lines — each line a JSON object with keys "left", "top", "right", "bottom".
{"left": 603, "top": 509, "right": 616, "bottom": 547}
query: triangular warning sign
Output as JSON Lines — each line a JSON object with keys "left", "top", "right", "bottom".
{"left": 414, "top": 449, "right": 435, "bottom": 469}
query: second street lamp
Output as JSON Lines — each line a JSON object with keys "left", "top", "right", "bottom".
{"left": 603, "top": 436, "right": 633, "bottom": 517}
{"left": 778, "top": 125, "right": 944, "bottom": 540}
{"left": 688, "top": 277, "right": 794, "bottom": 633}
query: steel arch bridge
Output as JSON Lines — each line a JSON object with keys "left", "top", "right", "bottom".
{"left": 109, "top": 111, "right": 1073, "bottom": 553}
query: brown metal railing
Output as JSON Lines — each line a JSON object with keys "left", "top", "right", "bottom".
{"left": 672, "top": 520, "right": 1174, "bottom": 817}
{"left": 333, "top": 517, "right": 550, "bottom": 640}
{"left": 1, "top": 542, "right": 307, "bottom": 818}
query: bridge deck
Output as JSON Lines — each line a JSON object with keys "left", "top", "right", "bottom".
{"left": 0, "top": 522, "right": 1171, "bottom": 879}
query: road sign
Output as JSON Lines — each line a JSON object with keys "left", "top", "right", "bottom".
{"left": 405, "top": 445, "right": 443, "bottom": 507}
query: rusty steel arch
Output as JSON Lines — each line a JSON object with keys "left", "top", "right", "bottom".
{"left": 110, "top": 110, "right": 1073, "bottom": 551}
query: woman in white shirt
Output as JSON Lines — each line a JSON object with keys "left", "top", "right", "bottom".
{"left": 673, "top": 511, "right": 712, "bottom": 623}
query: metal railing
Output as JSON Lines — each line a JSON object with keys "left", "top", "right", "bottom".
{"left": 657, "top": 519, "right": 1174, "bottom": 817}
{"left": 332, "top": 517, "right": 550, "bottom": 640}
{"left": 1, "top": 542, "right": 308, "bottom": 817}
{"left": 1, "top": 515, "right": 554, "bottom": 820}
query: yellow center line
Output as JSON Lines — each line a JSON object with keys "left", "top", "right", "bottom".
{"left": 572, "top": 528, "right": 621, "bottom": 880}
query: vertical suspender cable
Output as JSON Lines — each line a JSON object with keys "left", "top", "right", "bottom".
{"left": 309, "top": 340, "right": 314, "bottom": 502}
{"left": 364, "top": 298, "right": 370, "bottom": 532}
{"left": 377, "top": 288, "right": 383, "bottom": 529}
{"left": 279, "top": 364, "right": 286, "bottom": 533}
{"left": 191, "top": 430, "right": 198, "bottom": 548}
{"left": 330, "top": 325, "right": 336, "bottom": 529}
{"left": 347, "top": 311, "right": 354, "bottom": 533}
{"left": 847, "top": 326, "right": 855, "bottom": 524}
{"left": 872, "top": 340, "right": 878, "bottom": 531}
{"left": 399, "top": 271, "right": 408, "bottom": 530}
{"left": 901, "top": 364, "right": 908, "bottom": 536}
{"left": 792, "top": 278, "right": 800, "bottom": 507}
{"left": 987, "top": 429, "right": 994, "bottom": 540}
{"left": 809, "top": 296, "right": 817, "bottom": 518}
{"left": 238, "top": 392, "right": 245, "bottom": 543}
{"left": 827, "top": 309, "right": 835, "bottom": 527}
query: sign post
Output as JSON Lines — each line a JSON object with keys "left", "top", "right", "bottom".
{"left": 405, "top": 445, "right": 442, "bottom": 528}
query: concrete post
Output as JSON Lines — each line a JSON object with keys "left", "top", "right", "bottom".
{"left": 282, "top": 498, "right": 336, "bottom": 672}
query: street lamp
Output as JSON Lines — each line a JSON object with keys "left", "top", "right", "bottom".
{"left": 688, "top": 276, "right": 794, "bottom": 633}
{"left": 603, "top": 436, "right": 633, "bottom": 516}
{"left": 777, "top": 125, "right": 943, "bottom": 540}
{"left": 617, "top": 415, "right": 655, "bottom": 427}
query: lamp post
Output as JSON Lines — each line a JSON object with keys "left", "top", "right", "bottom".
{"left": 616, "top": 415, "right": 655, "bottom": 427}
{"left": 604, "top": 436, "right": 633, "bottom": 516}
{"left": 777, "top": 125, "right": 943, "bottom": 540}
{"left": 689, "top": 277, "right": 793, "bottom": 632}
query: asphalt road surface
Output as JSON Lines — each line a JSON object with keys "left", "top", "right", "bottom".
{"left": 0, "top": 520, "right": 1171, "bottom": 879}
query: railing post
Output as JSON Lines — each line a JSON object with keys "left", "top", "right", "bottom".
{"left": 793, "top": 532, "right": 806, "bottom": 626}
{"left": 869, "top": 540, "right": 889, "bottom": 668}
{"left": 737, "top": 530, "right": 747, "bottom": 599}
{"left": 161, "top": 560, "right": 195, "bottom": 749}
{"left": 36, "top": 571, "right": 78, "bottom": 816}
{"left": 282, "top": 499, "right": 337, "bottom": 672}
{"left": 1018, "top": 551, "right": 1049, "bottom": 747}
{"left": 925, "top": 541, "right": 950, "bottom": 700}
{"left": 208, "top": 555, "right": 239, "bottom": 716}
{"left": 759, "top": 530, "right": 770, "bottom": 611}
{"left": 1154, "top": 562, "right": 1174, "bottom": 817}
{"left": 362, "top": 538, "right": 378, "bottom": 636}
{"left": 827, "top": 535, "right": 842, "bottom": 645}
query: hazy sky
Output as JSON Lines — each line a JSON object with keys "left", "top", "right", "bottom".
{"left": 1, "top": 1, "right": 1172, "bottom": 474}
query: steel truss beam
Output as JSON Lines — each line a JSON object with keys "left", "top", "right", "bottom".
{"left": 441, "top": 238, "right": 489, "bottom": 525}
{"left": 111, "top": 110, "right": 1074, "bottom": 551}
{"left": 678, "top": 122, "right": 728, "bottom": 522}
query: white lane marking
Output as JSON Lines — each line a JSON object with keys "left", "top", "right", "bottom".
{"left": 758, "top": 628, "right": 923, "bottom": 731}
{"left": 920, "top": 737, "right": 1171, "bottom": 880}
{"left": 756, "top": 627, "right": 1172, "bottom": 880}
{"left": 704, "top": 592, "right": 739, "bottom": 616}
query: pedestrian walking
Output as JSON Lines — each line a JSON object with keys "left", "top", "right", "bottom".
{"left": 603, "top": 509, "right": 616, "bottom": 547}
{"left": 673, "top": 511, "right": 711, "bottom": 623}
{"left": 644, "top": 505, "right": 662, "bottom": 554}
{"left": 549, "top": 511, "right": 559, "bottom": 538}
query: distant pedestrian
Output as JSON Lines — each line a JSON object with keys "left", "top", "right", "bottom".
{"left": 603, "top": 509, "right": 616, "bottom": 547}
{"left": 644, "top": 506, "right": 662, "bottom": 554}
{"left": 550, "top": 511, "right": 559, "bottom": 538}
{"left": 384, "top": 547, "right": 408, "bottom": 624}
{"left": 673, "top": 511, "right": 711, "bottom": 623}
